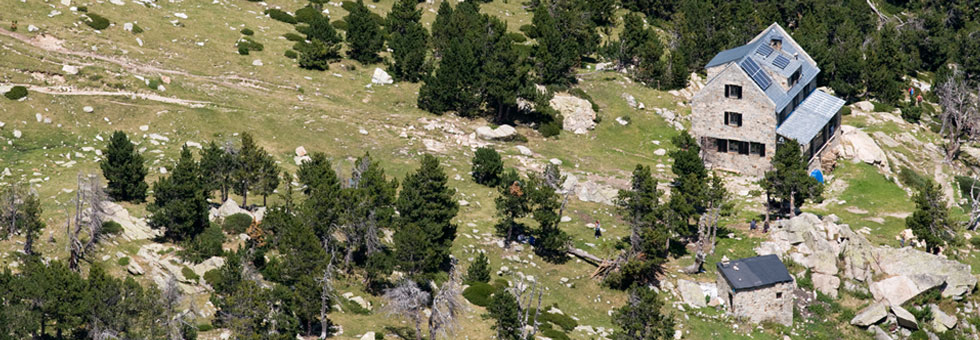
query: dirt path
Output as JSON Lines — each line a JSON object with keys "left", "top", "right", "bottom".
{"left": 0, "top": 28, "right": 281, "bottom": 92}
{"left": 16, "top": 84, "right": 211, "bottom": 107}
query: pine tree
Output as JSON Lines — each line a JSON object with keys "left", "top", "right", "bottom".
{"left": 298, "top": 38, "right": 340, "bottom": 70}
{"left": 345, "top": 0, "right": 384, "bottom": 64}
{"left": 276, "top": 209, "right": 326, "bottom": 286}
{"left": 483, "top": 18, "right": 530, "bottom": 123}
{"left": 667, "top": 131, "right": 708, "bottom": 233}
{"left": 386, "top": 0, "right": 429, "bottom": 82}
{"left": 340, "top": 153, "right": 397, "bottom": 268}
{"left": 611, "top": 286, "right": 675, "bottom": 340}
{"left": 867, "top": 24, "right": 906, "bottom": 104}
{"left": 763, "top": 140, "right": 822, "bottom": 217}
{"left": 256, "top": 153, "right": 280, "bottom": 206}
{"left": 305, "top": 11, "right": 342, "bottom": 45}
{"left": 487, "top": 289, "right": 522, "bottom": 340}
{"left": 100, "top": 131, "right": 148, "bottom": 202}
{"left": 149, "top": 146, "right": 209, "bottom": 242}
{"left": 471, "top": 146, "right": 504, "bottom": 186}
{"left": 0, "top": 185, "right": 45, "bottom": 255}
{"left": 233, "top": 132, "right": 265, "bottom": 207}
{"left": 527, "top": 174, "right": 569, "bottom": 262}
{"left": 200, "top": 141, "right": 233, "bottom": 200}
{"left": 906, "top": 180, "right": 955, "bottom": 253}
{"left": 466, "top": 252, "right": 491, "bottom": 283}
{"left": 532, "top": 0, "right": 598, "bottom": 86}
{"left": 430, "top": 1, "right": 454, "bottom": 56}
{"left": 297, "top": 152, "right": 342, "bottom": 240}
{"left": 394, "top": 154, "right": 458, "bottom": 277}
{"left": 494, "top": 169, "right": 530, "bottom": 245}
{"left": 418, "top": 2, "right": 484, "bottom": 116}
{"left": 609, "top": 165, "right": 668, "bottom": 289}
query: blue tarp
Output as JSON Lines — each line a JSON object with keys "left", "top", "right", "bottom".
{"left": 810, "top": 169, "right": 824, "bottom": 184}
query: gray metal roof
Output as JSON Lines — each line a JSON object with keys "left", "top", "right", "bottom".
{"left": 717, "top": 254, "right": 794, "bottom": 292}
{"left": 776, "top": 90, "right": 845, "bottom": 143}
{"left": 703, "top": 24, "right": 824, "bottom": 113}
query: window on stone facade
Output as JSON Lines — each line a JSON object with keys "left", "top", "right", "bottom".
{"left": 724, "top": 112, "right": 742, "bottom": 127}
{"left": 729, "top": 140, "right": 748, "bottom": 155}
{"left": 725, "top": 84, "right": 742, "bottom": 99}
{"left": 776, "top": 292, "right": 783, "bottom": 299}
{"left": 750, "top": 142, "right": 766, "bottom": 157}
{"left": 716, "top": 139, "right": 728, "bottom": 153}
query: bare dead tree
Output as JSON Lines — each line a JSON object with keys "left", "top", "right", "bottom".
{"left": 967, "top": 178, "right": 980, "bottom": 231}
{"left": 161, "top": 275, "right": 185, "bottom": 340}
{"left": 428, "top": 258, "right": 466, "bottom": 340}
{"left": 510, "top": 276, "right": 544, "bottom": 340}
{"left": 937, "top": 70, "right": 980, "bottom": 162}
{"left": 383, "top": 280, "right": 430, "bottom": 340}
{"left": 318, "top": 247, "right": 341, "bottom": 339}
{"left": 67, "top": 173, "right": 108, "bottom": 271}
{"left": 683, "top": 207, "right": 719, "bottom": 274}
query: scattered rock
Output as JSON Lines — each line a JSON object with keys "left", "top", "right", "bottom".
{"left": 853, "top": 101, "right": 874, "bottom": 112}
{"left": 139, "top": 125, "right": 149, "bottom": 131}
{"left": 929, "top": 304, "right": 956, "bottom": 332}
{"left": 61, "top": 64, "right": 78, "bottom": 75}
{"left": 891, "top": 305, "right": 918, "bottom": 330}
{"left": 252, "top": 59, "right": 263, "bottom": 66}
{"left": 851, "top": 302, "right": 887, "bottom": 327}
{"left": 615, "top": 116, "right": 629, "bottom": 125}
{"left": 13, "top": 130, "right": 22, "bottom": 138}
{"left": 371, "top": 68, "right": 393, "bottom": 85}
{"left": 295, "top": 146, "right": 307, "bottom": 157}
{"left": 871, "top": 325, "right": 893, "bottom": 340}
{"left": 217, "top": 198, "right": 248, "bottom": 219}
{"left": 677, "top": 279, "right": 706, "bottom": 308}
{"left": 174, "top": 12, "right": 188, "bottom": 19}
{"left": 127, "top": 261, "right": 145, "bottom": 275}
{"left": 516, "top": 145, "right": 532, "bottom": 156}
{"left": 476, "top": 125, "right": 517, "bottom": 141}
{"left": 550, "top": 93, "right": 596, "bottom": 134}
{"left": 654, "top": 149, "right": 667, "bottom": 156}
{"left": 359, "top": 332, "right": 375, "bottom": 340}
{"left": 623, "top": 93, "right": 637, "bottom": 108}
{"left": 123, "top": 22, "right": 133, "bottom": 31}
{"left": 28, "top": 25, "right": 38, "bottom": 32}
{"left": 812, "top": 272, "right": 841, "bottom": 298}
{"left": 103, "top": 201, "right": 160, "bottom": 241}
{"left": 83, "top": 106, "right": 94, "bottom": 113}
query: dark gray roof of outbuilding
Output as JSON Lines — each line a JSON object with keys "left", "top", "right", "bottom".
{"left": 717, "top": 254, "right": 794, "bottom": 292}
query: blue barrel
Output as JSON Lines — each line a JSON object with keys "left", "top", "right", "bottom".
{"left": 810, "top": 169, "right": 824, "bottom": 184}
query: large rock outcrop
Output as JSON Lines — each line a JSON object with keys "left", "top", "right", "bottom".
{"left": 837, "top": 125, "right": 888, "bottom": 166}
{"left": 103, "top": 201, "right": 160, "bottom": 241}
{"left": 476, "top": 125, "right": 517, "bottom": 141}
{"left": 550, "top": 93, "right": 596, "bottom": 134}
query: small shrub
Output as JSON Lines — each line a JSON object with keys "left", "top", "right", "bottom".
{"left": 177, "top": 224, "right": 226, "bottom": 263}
{"left": 284, "top": 49, "right": 298, "bottom": 59}
{"left": 102, "top": 221, "right": 123, "bottom": 235}
{"left": 265, "top": 9, "right": 297, "bottom": 24}
{"left": 283, "top": 33, "right": 305, "bottom": 42}
{"left": 197, "top": 324, "right": 214, "bottom": 332}
{"left": 181, "top": 266, "right": 199, "bottom": 282}
{"left": 540, "top": 309, "right": 577, "bottom": 331}
{"left": 840, "top": 106, "right": 852, "bottom": 116}
{"left": 539, "top": 120, "right": 561, "bottom": 138}
{"left": 117, "top": 256, "right": 130, "bottom": 266}
{"left": 85, "top": 13, "right": 111, "bottom": 30}
{"left": 519, "top": 24, "right": 537, "bottom": 38}
{"left": 147, "top": 78, "right": 162, "bottom": 90}
{"left": 4, "top": 86, "right": 28, "bottom": 100}
{"left": 331, "top": 20, "right": 348, "bottom": 31}
{"left": 462, "top": 282, "right": 494, "bottom": 307}
{"left": 238, "top": 45, "right": 249, "bottom": 55}
{"left": 506, "top": 32, "right": 527, "bottom": 43}
{"left": 340, "top": 1, "right": 357, "bottom": 11}
{"left": 131, "top": 24, "right": 143, "bottom": 34}
{"left": 236, "top": 37, "right": 264, "bottom": 54}
{"left": 797, "top": 269, "right": 814, "bottom": 290}
{"left": 471, "top": 147, "right": 503, "bottom": 187}
{"left": 342, "top": 298, "right": 372, "bottom": 315}
{"left": 240, "top": 28, "right": 254, "bottom": 36}
{"left": 203, "top": 269, "right": 221, "bottom": 285}
{"left": 466, "top": 253, "right": 492, "bottom": 283}
{"left": 901, "top": 104, "right": 922, "bottom": 123}
{"left": 872, "top": 101, "right": 895, "bottom": 113}
{"left": 223, "top": 213, "right": 253, "bottom": 234}
{"left": 77, "top": 6, "right": 87, "bottom": 12}
{"left": 898, "top": 167, "right": 930, "bottom": 191}
{"left": 295, "top": 6, "right": 319, "bottom": 23}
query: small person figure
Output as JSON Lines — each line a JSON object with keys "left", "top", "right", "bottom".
{"left": 594, "top": 220, "right": 602, "bottom": 239}
{"left": 763, "top": 221, "right": 770, "bottom": 233}
{"left": 750, "top": 219, "right": 757, "bottom": 231}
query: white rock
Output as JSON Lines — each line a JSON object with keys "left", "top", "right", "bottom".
{"left": 148, "top": 133, "right": 169, "bottom": 142}
{"left": 654, "top": 148, "right": 667, "bottom": 156}
{"left": 551, "top": 93, "right": 596, "bottom": 134}
{"left": 83, "top": 106, "right": 94, "bottom": 113}
{"left": 35, "top": 113, "right": 42, "bottom": 122}
{"left": 174, "top": 12, "right": 188, "bottom": 19}
{"left": 295, "top": 146, "right": 307, "bottom": 157}
{"left": 109, "top": 0, "right": 124, "bottom": 5}
{"left": 371, "top": 68, "right": 393, "bottom": 85}
{"left": 139, "top": 125, "right": 149, "bottom": 131}
{"left": 28, "top": 25, "right": 38, "bottom": 32}
{"left": 359, "top": 332, "right": 375, "bottom": 340}
{"left": 358, "top": 128, "right": 368, "bottom": 135}
{"left": 550, "top": 158, "right": 562, "bottom": 165}
{"left": 60, "top": 0, "right": 70, "bottom": 6}
{"left": 516, "top": 145, "right": 532, "bottom": 156}
{"left": 252, "top": 59, "right": 263, "bottom": 66}
{"left": 615, "top": 116, "right": 629, "bottom": 125}
{"left": 12, "top": 130, "right": 22, "bottom": 139}
{"left": 136, "top": 38, "right": 143, "bottom": 47}
{"left": 62, "top": 64, "right": 78, "bottom": 75}
{"left": 159, "top": 167, "right": 167, "bottom": 174}
{"left": 123, "top": 22, "right": 133, "bottom": 31}
{"left": 476, "top": 125, "right": 517, "bottom": 141}
{"left": 185, "top": 141, "right": 202, "bottom": 149}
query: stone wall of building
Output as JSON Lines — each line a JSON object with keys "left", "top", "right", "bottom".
{"left": 716, "top": 271, "right": 795, "bottom": 326}
{"left": 691, "top": 64, "right": 777, "bottom": 176}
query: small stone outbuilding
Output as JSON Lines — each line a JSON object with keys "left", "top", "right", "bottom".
{"left": 716, "top": 254, "right": 795, "bottom": 326}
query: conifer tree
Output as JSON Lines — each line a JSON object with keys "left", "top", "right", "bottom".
{"left": 345, "top": 0, "right": 384, "bottom": 64}
{"left": 532, "top": 0, "right": 598, "bottom": 86}
{"left": 483, "top": 18, "right": 530, "bottom": 123}
{"left": 867, "top": 24, "right": 906, "bottom": 104}
{"left": 386, "top": 0, "right": 429, "bottom": 82}
{"left": 430, "top": 1, "right": 454, "bottom": 56}
{"left": 148, "top": 146, "right": 209, "bottom": 242}
{"left": 100, "top": 131, "right": 148, "bottom": 202}
{"left": 418, "top": 1, "right": 484, "bottom": 116}
{"left": 907, "top": 180, "right": 955, "bottom": 253}
{"left": 299, "top": 13, "right": 342, "bottom": 70}
{"left": 394, "top": 154, "right": 458, "bottom": 277}
{"left": 297, "top": 152, "right": 342, "bottom": 240}
{"left": 487, "top": 289, "right": 522, "bottom": 340}
{"left": 233, "top": 132, "right": 265, "bottom": 207}
{"left": 466, "top": 252, "right": 491, "bottom": 283}
{"left": 200, "top": 141, "right": 234, "bottom": 200}
{"left": 612, "top": 286, "right": 674, "bottom": 340}
{"left": 471, "top": 146, "right": 504, "bottom": 187}
{"left": 609, "top": 165, "right": 668, "bottom": 289}
{"left": 763, "top": 140, "right": 822, "bottom": 217}
{"left": 341, "top": 153, "right": 397, "bottom": 268}
{"left": 256, "top": 153, "right": 280, "bottom": 206}
{"left": 667, "top": 131, "right": 708, "bottom": 233}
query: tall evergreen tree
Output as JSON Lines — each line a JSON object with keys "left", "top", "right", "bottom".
{"left": 866, "top": 24, "right": 906, "bottom": 104}
{"left": 483, "top": 18, "right": 530, "bottom": 123}
{"left": 611, "top": 286, "right": 675, "bottom": 340}
{"left": 430, "top": 1, "right": 454, "bottom": 56}
{"left": 256, "top": 153, "right": 281, "bottom": 206}
{"left": 471, "top": 147, "right": 504, "bottom": 186}
{"left": 340, "top": 153, "right": 397, "bottom": 268}
{"left": 233, "top": 132, "right": 266, "bottom": 208}
{"left": 0, "top": 185, "right": 45, "bottom": 255}
{"left": 345, "top": 0, "right": 384, "bottom": 64}
{"left": 532, "top": 0, "right": 599, "bottom": 86}
{"left": 394, "top": 154, "right": 458, "bottom": 277}
{"left": 100, "top": 131, "right": 148, "bottom": 202}
{"left": 200, "top": 141, "right": 234, "bottom": 201}
{"left": 299, "top": 13, "right": 342, "bottom": 70}
{"left": 487, "top": 289, "right": 522, "bottom": 340}
{"left": 386, "top": 0, "right": 430, "bottom": 82}
{"left": 418, "top": 1, "right": 485, "bottom": 116}
{"left": 466, "top": 252, "right": 491, "bottom": 283}
{"left": 906, "top": 180, "right": 956, "bottom": 253}
{"left": 763, "top": 140, "right": 822, "bottom": 217}
{"left": 667, "top": 131, "right": 708, "bottom": 234}
{"left": 608, "top": 165, "right": 668, "bottom": 289}
{"left": 297, "top": 152, "right": 342, "bottom": 240}
{"left": 148, "top": 146, "right": 209, "bottom": 242}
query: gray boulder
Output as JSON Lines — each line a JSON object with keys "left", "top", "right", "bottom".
{"left": 891, "top": 305, "right": 918, "bottom": 330}
{"left": 929, "top": 304, "right": 956, "bottom": 332}
{"left": 851, "top": 302, "right": 887, "bottom": 327}
{"left": 217, "top": 198, "right": 248, "bottom": 219}
{"left": 871, "top": 326, "right": 893, "bottom": 340}
{"left": 811, "top": 273, "right": 841, "bottom": 298}
{"left": 869, "top": 275, "right": 937, "bottom": 306}
{"left": 476, "top": 125, "right": 517, "bottom": 141}
{"left": 677, "top": 279, "right": 706, "bottom": 308}
{"left": 550, "top": 93, "right": 596, "bottom": 134}
{"left": 875, "top": 247, "right": 977, "bottom": 300}
{"left": 127, "top": 261, "right": 145, "bottom": 276}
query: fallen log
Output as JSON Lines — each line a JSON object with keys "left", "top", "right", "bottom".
{"left": 567, "top": 246, "right": 603, "bottom": 266}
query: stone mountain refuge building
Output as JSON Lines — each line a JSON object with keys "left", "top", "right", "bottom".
{"left": 691, "top": 23, "right": 846, "bottom": 176}
{"left": 716, "top": 254, "right": 795, "bottom": 326}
